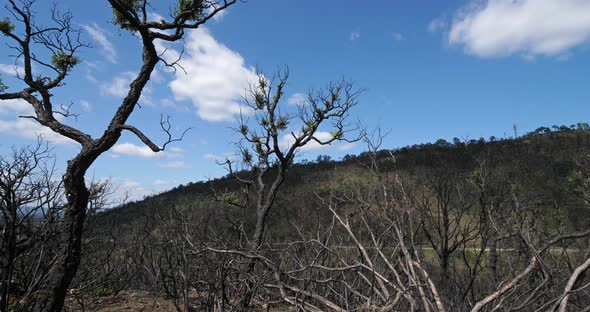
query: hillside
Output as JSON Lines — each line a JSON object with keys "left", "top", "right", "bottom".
{"left": 95, "top": 127, "right": 590, "bottom": 235}
{"left": 62, "top": 126, "right": 590, "bottom": 311}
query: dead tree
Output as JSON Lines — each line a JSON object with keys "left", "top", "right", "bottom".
{"left": 250, "top": 132, "right": 447, "bottom": 311}
{"left": 470, "top": 228, "right": 590, "bottom": 312}
{"left": 216, "top": 69, "right": 362, "bottom": 306}
{"left": 204, "top": 131, "right": 445, "bottom": 311}
{"left": 0, "top": 1, "right": 235, "bottom": 310}
{"left": 553, "top": 254, "right": 590, "bottom": 312}
{"left": 413, "top": 165, "right": 479, "bottom": 298}
{"left": 222, "top": 70, "right": 362, "bottom": 251}
{"left": 0, "top": 141, "right": 61, "bottom": 312}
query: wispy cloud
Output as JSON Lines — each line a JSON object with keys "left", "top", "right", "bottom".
{"left": 81, "top": 23, "right": 117, "bottom": 63}
{"left": 0, "top": 63, "right": 24, "bottom": 76}
{"left": 392, "top": 32, "right": 404, "bottom": 41}
{"left": 337, "top": 142, "right": 356, "bottom": 151}
{"left": 286, "top": 93, "right": 307, "bottom": 106}
{"left": 350, "top": 27, "right": 361, "bottom": 41}
{"left": 113, "top": 178, "right": 150, "bottom": 202}
{"left": 101, "top": 71, "right": 135, "bottom": 97}
{"left": 428, "top": 16, "right": 448, "bottom": 33}
{"left": 160, "top": 98, "right": 190, "bottom": 112}
{"left": 153, "top": 179, "right": 173, "bottom": 186}
{"left": 207, "top": 6, "right": 229, "bottom": 22}
{"left": 79, "top": 100, "right": 91, "bottom": 112}
{"left": 203, "top": 153, "right": 224, "bottom": 161}
{"left": 159, "top": 160, "right": 192, "bottom": 168}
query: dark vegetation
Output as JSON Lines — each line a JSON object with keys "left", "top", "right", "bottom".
{"left": 81, "top": 126, "right": 590, "bottom": 311}
{"left": 103, "top": 125, "right": 590, "bottom": 235}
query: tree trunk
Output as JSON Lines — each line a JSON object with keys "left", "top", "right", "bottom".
{"left": 0, "top": 220, "right": 16, "bottom": 312}
{"left": 241, "top": 207, "right": 271, "bottom": 310}
{"left": 439, "top": 254, "right": 450, "bottom": 294}
{"left": 252, "top": 206, "right": 271, "bottom": 251}
{"left": 241, "top": 172, "right": 285, "bottom": 309}
{"left": 489, "top": 238, "right": 499, "bottom": 282}
{"left": 28, "top": 161, "right": 90, "bottom": 312}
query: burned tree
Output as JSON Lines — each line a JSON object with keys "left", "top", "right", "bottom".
{"left": 413, "top": 165, "right": 479, "bottom": 296}
{"left": 0, "top": 0, "right": 235, "bottom": 310}
{"left": 222, "top": 69, "right": 362, "bottom": 251}
{"left": 0, "top": 141, "right": 62, "bottom": 312}
{"left": 213, "top": 69, "right": 362, "bottom": 307}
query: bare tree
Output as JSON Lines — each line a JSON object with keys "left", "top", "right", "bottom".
{"left": 223, "top": 69, "right": 362, "bottom": 251}
{"left": 471, "top": 226, "right": 590, "bottom": 312}
{"left": 200, "top": 131, "right": 446, "bottom": 311}
{"left": 0, "top": 1, "right": 236, "bottom": 310}
{"left": 413, "top": 165, "right": 479, "bottom": 298}
{"left": 215, "top": 69, "right": 362, "bottom": 307}
{"left": 0, "top": 140, "right": 62, "bottom": 312}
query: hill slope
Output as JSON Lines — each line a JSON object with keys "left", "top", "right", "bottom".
{"left": 95, "top": 128, "right": 590, "bottom": 237}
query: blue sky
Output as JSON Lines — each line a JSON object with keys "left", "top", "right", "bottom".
{"left": 1, "top": 0, "right": 590, "bottom": 201}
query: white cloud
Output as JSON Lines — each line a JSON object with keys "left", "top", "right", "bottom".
{"left": 287, "top": 93, "right": 307, "bottom": 106}
{"left": 0, "top": 63, "right": 24, "bottom": 76}
{"left": 278, "top": 131, "right": 357, "bottom": 154}
{"left": 0, "top": 99, "right": 74, "bottom": 144}
{"left": 392, "top": 32, "right": 404, "bottom": 41}
{"left": 116, "top": 178, "right": 150, "bottom": 202}
{"left": 100, "top": 72, "right": 154, "bottom": 104}
{"left": 159, "top": 160, "right": 192, "bottom": 168}
{"left": 151, "top": 68, "right": 164, "bottom": 82}
{"left": 97, "top": 176, "right": 172, "bottom": 204}
{"left": 111, "top": 142, "right": 182, "bottom": 159}
{"left": 280, "top": 131, "right": 336, "bottom": 152}
{"left": 207, "top": 7, "right": 228, "bottom": 22}
{"left": 101, "top": 71, "right": 135, "bottom": 97}
{"left": 165, "top": 28, "right": 258, "bottom": 122}
{"left": 0, "top": 119, "right": 74, "bottom": 144}
{"left": 447, "top": 0, "right": 590, "bottom": 58}
{"left": 82, "top": 23, "right": 117, "bottom": 63}
{"left": 146, "top": 13, "right": 170, "bottom": 36}
{"left": 350, "top": 28, "right": 361, "bottom": 41}
{"left": 0, "top": 98, "right": 31, "bottom": 115}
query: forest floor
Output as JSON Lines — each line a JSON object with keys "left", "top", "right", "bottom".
{"left": 64, "top": 290, "right": 292, "bottom": 311}
{"left": 64, "top": 290, "right": 177, "bottom": 311}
